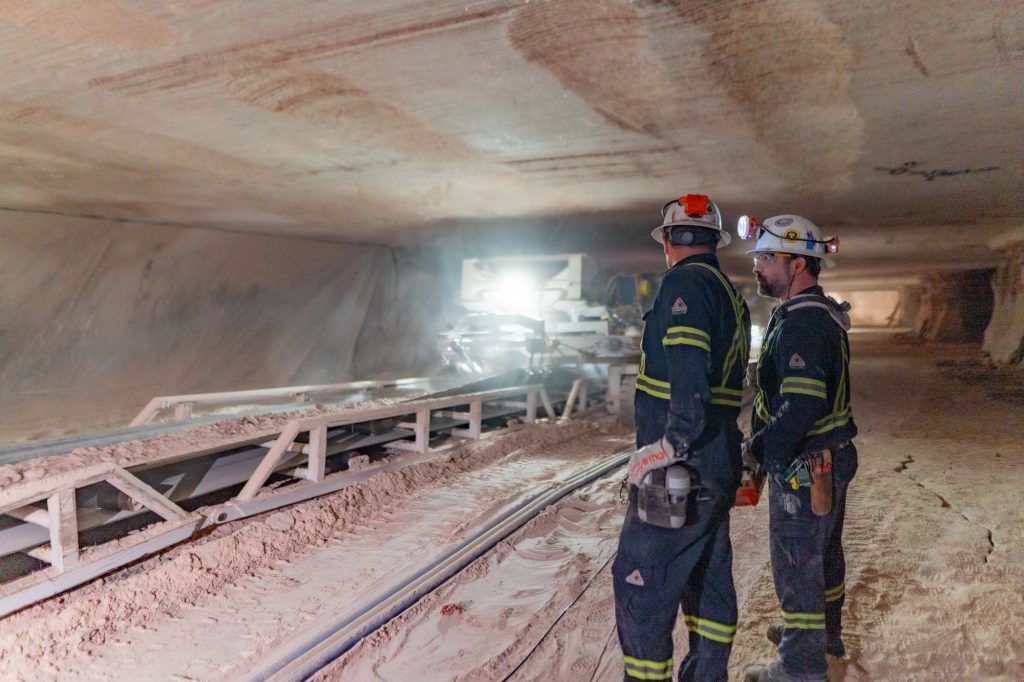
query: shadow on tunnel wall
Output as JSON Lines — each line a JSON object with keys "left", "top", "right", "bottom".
{"left": 913, "top": 269, "right": 995, "bottom": 344}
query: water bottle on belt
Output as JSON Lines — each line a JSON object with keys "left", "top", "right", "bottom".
{"left": 637, "top": 465, "right": 692, "bottom": 528}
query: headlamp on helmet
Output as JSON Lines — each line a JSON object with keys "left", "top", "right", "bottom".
{"left": 662, "top": 194, "right": 711, "bottom": 220}
{"left": 737, "top": 215, "right": 758, "bottom": 240}
{"left": 736, "top": 215, "right": 840, "bottom": 254}
{"left": 651, "top": 193, "right": 730, "bottom": 245}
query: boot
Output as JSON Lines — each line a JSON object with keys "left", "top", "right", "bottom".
{"left": 743, "top": 659, "right": 826, "bottom": 682}
{"left": 765, "top": 622, "right": 846, "bottom": 657}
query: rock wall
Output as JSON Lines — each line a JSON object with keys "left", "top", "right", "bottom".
{"left": 899, "top": 284, "right": 922, "bottom": 329}
{"left": 0, "top": 214, "right": 455, "bottom": 442}
{"left": 982, "top": 242, "right": 1024, "bottom": 366}
{"left": 829, "top": 290, "right": 901, "bottom": 327}
{"left": 913, "top": 270, "right": 994, "bottom": 343}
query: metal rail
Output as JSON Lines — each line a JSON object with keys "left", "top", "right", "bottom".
{"left": 245, "top": 448, "right": 631, "bottom": 682}
{"left": 0, "top": 378, "right": 437, "bottom": 467}
{"left": 130, "top": 376, "right": 441, "bottom": 426}
{"left": 0, "top": 382, "right": 562, "bottom": 618}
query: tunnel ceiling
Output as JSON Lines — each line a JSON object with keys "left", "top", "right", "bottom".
{"left": 1, "top": 1, "right": 1021, "bottom": 280}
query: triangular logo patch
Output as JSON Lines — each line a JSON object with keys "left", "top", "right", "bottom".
{"left": 625, "top": 569, "right": 645, "bottom": 587}
{"left": 789, "top": 353, "right": 806, "bottom": 369}
{"left": 671, "top": 297, "right": 688, "bottom": 315}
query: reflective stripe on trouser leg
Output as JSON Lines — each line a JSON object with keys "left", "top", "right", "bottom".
{"left": 824, "top": 583, "right": 845, "bottom": 603}
{"left": 768, "top": 481, "right": 831, "bottom": 679}
{"left": 622, "top": 656, "right": 672, "bottom": 680}
{"left": 677, "top": 507, "right": 737, "bottom": 682}
{"left": 613, "top": 493, "right": 733, "bottom": 682}
{"left": 683, "top": 615, "right": 736, "bottom": 643}
{"left": 824, "top": 477, "right": 851, "bottom": 641}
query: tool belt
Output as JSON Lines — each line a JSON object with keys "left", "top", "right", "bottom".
{"left": 781, "top": 444, "right": 846, "bottom": 516}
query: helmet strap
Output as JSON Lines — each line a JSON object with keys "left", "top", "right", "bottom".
{"left": 784, "top": 257, "right": 800, "bottom": 299}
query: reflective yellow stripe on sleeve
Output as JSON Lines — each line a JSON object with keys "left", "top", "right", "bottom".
{"left": 780, "top": 377, "right": 827, "bottom": 399}
{"left": 807, "top": 406, "right": 852, "bottom": 436}
{"left": 663, "top": 326, "right": 711, "bottom": 352}
{"left": 636, "top": 373, "right": 671, "bottom": 400}
{"left": 754, "top": 391, "right": 773, "bottom": 423}
{"left": 710, "top": 386, "right": 743, "bottom": 407}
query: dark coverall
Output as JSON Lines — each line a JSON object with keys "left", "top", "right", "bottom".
{"left": 748, "top": 285, "right": 859, "bottom": 680}
{"left": 613, "top": 253, "right": 751, "bottom": 682}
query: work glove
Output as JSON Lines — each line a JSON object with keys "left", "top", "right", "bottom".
{"left": 627, "top": 436, "right": 678, "bottom": 487}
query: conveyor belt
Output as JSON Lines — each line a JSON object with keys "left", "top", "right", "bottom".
{"left": 0, "top": 371, "right": 596, "bottom": 618}
{"left": 0, "top": 373, "right": 534, "bottom": 468}
{"left": 0, "top": 417, "right": 225, "bottom": 467}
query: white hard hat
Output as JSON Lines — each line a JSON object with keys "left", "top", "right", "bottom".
{"left": 739, "top": 214, "right": 837, "bottom": 268}
{"left": 651, "top": 194, "right": 731, "bottom": 246}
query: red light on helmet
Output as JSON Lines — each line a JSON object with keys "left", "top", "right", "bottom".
{"left": 826, "top": 237, "right": 840, "bottom": 254}
{"left": 681, "top": 194, "right": 710, "bottom": 218}
{"left": 737, "top": 215, "right": 758, "bottom": 240}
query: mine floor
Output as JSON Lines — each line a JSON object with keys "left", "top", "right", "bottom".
{"left": 1, "top": 336, "right": 1021, "bottom": 681}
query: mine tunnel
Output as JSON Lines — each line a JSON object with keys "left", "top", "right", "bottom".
{"left": 0, "top": 2, "right": 1022, "bottom": 680}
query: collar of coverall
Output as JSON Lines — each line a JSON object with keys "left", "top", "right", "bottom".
{"left": 786, "top": 284, "right": 825, "bottom": 299}
{"left": 667, "top": 251, "right": 720, "bottom": 272}
{"left": 775, "top": 285, "right": 853, "bottom": 331}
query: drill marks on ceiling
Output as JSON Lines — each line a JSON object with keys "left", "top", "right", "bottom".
{"left": 503, "top": 146, "right": 683, "bottom": 179}
{"left": 0, "top": 0, "right": 177, "bottom": 50}
{"left": 873, "top": 161, "right": 1000, "bottom": 182}
{"left": 673, "top": 0, "right": 865, "bottom": 194}
{"left": 229, "top": 71, "right": 369, "bottom": 119}
{"left": 227, "top": 68, "right": 477, "bottom": 165}
{"left": 89, "top": 6, "right": 514, "bottom": 95}
{"left": 507, "top": 0, "right": 694, "bottom": 139}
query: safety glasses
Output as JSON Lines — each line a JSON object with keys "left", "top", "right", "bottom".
{"left": 752, "top": 252, "right": 794, "bottom": 266}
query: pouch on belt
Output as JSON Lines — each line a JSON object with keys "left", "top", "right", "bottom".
{"left": 781, "top": 449, "right": 833, "bottom": 516}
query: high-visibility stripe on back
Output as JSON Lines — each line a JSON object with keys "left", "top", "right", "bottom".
{"left": 685, "top": 262, "right": 747, "bottom": 402}
{"left": 637, "top": 263, "right": 746, "bottom": 408}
